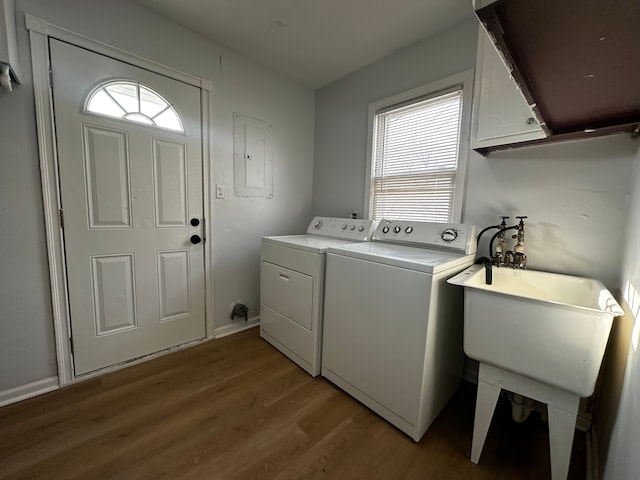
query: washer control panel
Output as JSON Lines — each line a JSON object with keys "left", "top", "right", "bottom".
{"left": 306, "top": 217, "right": 376, "bottom": 241}
{"left": 372, "top": 219, "right": 477, "bottom": 254}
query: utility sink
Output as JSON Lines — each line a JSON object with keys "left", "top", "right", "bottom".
{"left": 448, "top": 264, "right": 624, "bottom": 480}
{"left": 448, "top": 264, "right": 623, "bottom": 397}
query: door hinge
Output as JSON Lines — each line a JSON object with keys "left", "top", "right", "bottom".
{"left": 59, "top": 208, "right": 64, "bottom": 228}
{"left": 69, "top": 336, "right": 74, "bottom": 356}
{"left": 49, "top": 67, "right": 54, "bottom": 89}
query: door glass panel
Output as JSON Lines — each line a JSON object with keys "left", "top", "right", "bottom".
{"left": 154, "top": 109, "right": 183, "bottom": 131}
{"left": 86, "top": 80, "right": 184, "bottom": 132}
{"left": 105, "top": 82, "right": 138, "bottom": 112}
{"left": 88, "top": 89, "right": 125, "bottom": 117}
{"left": 124, "top": 112, "right": 154, "bottom": 125}
{"left": 140, "top": 85, "right": 169, "bottom": 117}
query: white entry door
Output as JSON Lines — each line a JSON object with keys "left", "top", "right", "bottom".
{"left": 50, "top": 39, "right": 206, "bottom": 375}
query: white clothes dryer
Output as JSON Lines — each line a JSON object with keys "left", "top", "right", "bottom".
{"left": 322, "top": 219, "right": 477, "bottom": 441}
{"left": 260, "top": 217, "right": 375, "bottom": 376}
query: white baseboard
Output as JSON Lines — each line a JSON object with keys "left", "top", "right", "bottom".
{"left": 0, "top": 376, "right": 59, "bottom": 408}
{"left": 214, "top": 316, "right": 260, "bottom": 339}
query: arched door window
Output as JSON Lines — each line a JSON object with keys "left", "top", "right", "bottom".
{"left": 85, "top": 80, "right": 184, "bottom": 132}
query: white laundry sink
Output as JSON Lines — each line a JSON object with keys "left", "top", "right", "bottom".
{"left": 448, "top": 264, "right": 623, "bottom": 398}
{"left": 448, "top": 264, "right": 623, "bottom": 479}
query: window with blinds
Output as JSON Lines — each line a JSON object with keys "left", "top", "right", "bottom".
{"left": 371, "top": 89, "right": 463, "bottom": 222}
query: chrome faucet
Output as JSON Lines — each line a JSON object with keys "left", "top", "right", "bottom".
{"left": 483, "top": 215, "right": 528, "bottom": 270}
{"left": 492, "top": 216, "right": 509, "bottom": 266}
{"left": 511, "top": 216, "right": 528, "bottom": 269}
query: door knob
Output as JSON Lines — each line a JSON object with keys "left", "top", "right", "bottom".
{"left": 190, "top": 218, "right": 200, "bottom": 226}
{"left": 190, "top": 235, "right": 202, "bottom": 244}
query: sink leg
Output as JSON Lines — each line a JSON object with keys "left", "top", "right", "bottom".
{"left": 471, "top": 379, "right": 501, "bottom": 464}
{"left": 547, "top": 396, "right": 579, "bottom": 480}
{"left": 472, "top": 364, "right": 581, "bottom": 479}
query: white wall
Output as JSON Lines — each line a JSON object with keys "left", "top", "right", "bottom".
{"left": 465, "top": 137, "right": 636, "bottom": 287}
{"left": 0, "top": 43, "right": 57, "bottom": 389}
{"left": 602, "top": 144, "right": 640, "bottom": 480}
{"left": 0, "top": 0, "right": 315, "bottom": 391}
{"left": 313, "top": 15, "right": 636, "bottom": 288}
{"left": 313, "top": 17, "right": 479, "bottom": 218}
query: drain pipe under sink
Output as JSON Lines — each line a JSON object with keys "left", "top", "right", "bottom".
{"left": 509, "top": 393, "right": 535, "bottom": 423}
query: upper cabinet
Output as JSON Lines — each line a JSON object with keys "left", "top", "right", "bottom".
{"left": 471, "top": 26, "right": 546, "bottom": 152}
{"left": 473, "top": 0, "right": 639, "bottom": 152}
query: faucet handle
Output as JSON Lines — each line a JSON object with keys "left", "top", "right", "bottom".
{"left": 516, "top": 216, "right": 528, "bottom": 221}
{"left": 513, "top": 252, "right": 527, "bottom": 268}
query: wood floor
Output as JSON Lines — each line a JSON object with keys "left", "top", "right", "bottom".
{"left": 0, "top": 328, "right": 585, "bottom": 480}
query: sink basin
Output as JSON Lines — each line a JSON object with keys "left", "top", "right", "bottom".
{"left": 448, "top": 264, "right": 623, "bottom": 397}
{"left": 448, "top": 263, "right": 624, "bottom": 479}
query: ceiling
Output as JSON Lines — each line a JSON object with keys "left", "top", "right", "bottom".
{"left": 131, "top": 0, "right": 474, "bottom": 89}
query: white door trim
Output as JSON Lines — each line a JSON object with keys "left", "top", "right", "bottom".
{"left": 26, "top": 14, "right": 215, "bottom": 385}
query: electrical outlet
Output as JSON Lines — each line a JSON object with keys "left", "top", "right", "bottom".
{"left": 216, "top": 184, "right": 225, "bottom": 199}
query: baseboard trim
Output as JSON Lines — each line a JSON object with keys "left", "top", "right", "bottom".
{"left": 0, "top": 376, "right": 59, "bottom": 407}
{"left": 214, "top": 316, "right": 260, "bottom": 339}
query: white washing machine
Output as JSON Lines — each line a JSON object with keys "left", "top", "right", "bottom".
{"left": 260, "top": 217, "right": 375, "bottom": 376}
{"left": 322, "top": 219, "right": 477, "bottom": 441}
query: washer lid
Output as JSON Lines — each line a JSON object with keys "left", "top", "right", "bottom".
{"left": 327, "top": 242, "right": 475, "bottom": 274}
{"left": 262, "top": 234, "right": 364, "bottom": 254}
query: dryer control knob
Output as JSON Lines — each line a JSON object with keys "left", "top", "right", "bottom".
{"left": 405, "top": 226, "right": 413, "bottom": 234}
{"left": 358, "top": 226, "right": 365, "bottom": 232}
{"left": 382, "top": 226, "right": 390, "bottom": 234}
{"left": 393, "top": 226, "right": 401, "bottom": 233}
{"left": 350, "top": 225, "right": 356, "bottom": 231}
{"left": 314, "top": 220, "right": 323, "bottom": 229}
{"left": 342, "top": 224, "right": 348, "bottom": 230}
{"left": 441, "top": 228, "right": 458, "bottom": 242}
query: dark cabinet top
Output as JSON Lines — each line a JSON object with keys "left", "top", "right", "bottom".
{"left": 475, "top": 0, "right": 640, "bottom": 147}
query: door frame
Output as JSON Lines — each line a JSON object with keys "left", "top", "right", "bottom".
{"left": 27, "top": 14, "right": 215, "bottom": 385}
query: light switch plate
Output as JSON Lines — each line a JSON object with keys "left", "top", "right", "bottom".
{"left": 216, "top": 184, "right": 225, "bottom": 199}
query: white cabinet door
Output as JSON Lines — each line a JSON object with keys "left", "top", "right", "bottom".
{"left": 471, "top": 26, "right": 547, "bottom": 150}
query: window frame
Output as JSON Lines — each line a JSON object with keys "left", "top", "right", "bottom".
{"left": 364, "top": 70, "right": 474, "bottom": 223}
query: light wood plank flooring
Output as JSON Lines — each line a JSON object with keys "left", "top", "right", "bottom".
{"left": 0, "top": 328, "right": 584, "bottom": 479}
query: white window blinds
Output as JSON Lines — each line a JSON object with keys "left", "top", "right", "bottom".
{"left": 371, "top": 89, "right": 463, "bottom": 222}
